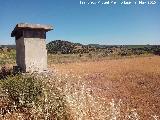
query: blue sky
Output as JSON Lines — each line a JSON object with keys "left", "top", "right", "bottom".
{"left": 0, "top": 0, "right": 160, "bottom": 45}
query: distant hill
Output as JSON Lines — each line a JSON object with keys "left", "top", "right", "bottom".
{"left": 88, "top": 44, "right": 106, "bottom": 48}
{"left": 47, "top": 40, "right": 78, "bottom": 54}
{"left": 47, "top": 40, "right": 160, "bottom": 56}
{"left": 47, "top": 40, "right": 96, "bottom": 54}
{"left": 0, "top": 45, "right": 16, "bottom": 49}
{"left": 88, "top": 44, "right": 120, "bottom": 49}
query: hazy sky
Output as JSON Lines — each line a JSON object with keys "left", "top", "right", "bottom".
{"left": 0, "top": 0, "right": 160, "bottom": 45}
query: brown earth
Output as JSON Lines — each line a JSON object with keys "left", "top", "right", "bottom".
{"left": 51, "top": 56, "right": 160, "bottom": 119}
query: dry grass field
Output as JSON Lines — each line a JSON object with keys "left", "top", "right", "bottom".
{"left": 51, "top": 56, "right": 160, "bottom": 119}
{"left": 0, "top": 50, "right": 160, "bottom": 119}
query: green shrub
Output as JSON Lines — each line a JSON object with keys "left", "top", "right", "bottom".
{"left": 0, "top": 74, "right": 72, "bottom": 119}
{"left": 0, "top": 75, "right": 42, "bottom": 107}
{"left": 0, "top": 50, "right": 16, "bottom": 65}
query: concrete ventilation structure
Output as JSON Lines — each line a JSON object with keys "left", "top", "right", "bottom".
{"left": 11, "top": 23, "right": 53, "bottom": 73}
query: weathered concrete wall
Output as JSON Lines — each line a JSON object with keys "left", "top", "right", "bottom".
{"left": 16, "top": 37, "right": 47, "bottom": 72}
{"left": 15, "top": 37, "right": 25, "bottom": 71}
{"left": 24, "top": 38, "right": 47, "bottom": 72}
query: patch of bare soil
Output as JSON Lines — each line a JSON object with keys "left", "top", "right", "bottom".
{"left": 51, "top": 56, "right": 160, "bottom": 119}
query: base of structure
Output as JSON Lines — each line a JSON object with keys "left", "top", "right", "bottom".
{"left": 13, "top": 66, "right": 22, "bottom": 74}
{"left": 13, "top": 65, "right": 48, "bottom": 74}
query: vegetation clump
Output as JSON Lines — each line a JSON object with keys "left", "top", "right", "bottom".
{"left": 0, "top": 49, "right": 16, "bottom": 66}
{"left": 0, "top": 73, "right": 71, "bottom": 120}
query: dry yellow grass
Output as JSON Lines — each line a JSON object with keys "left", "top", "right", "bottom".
{"left": 1, "top": 55, "right": 160, "bottom": 119}
{"left": 52, "top": 56, "right": 160, "bottom": 76}
{"left": 51, "top": 56, "right": 160, "bottom": 119}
